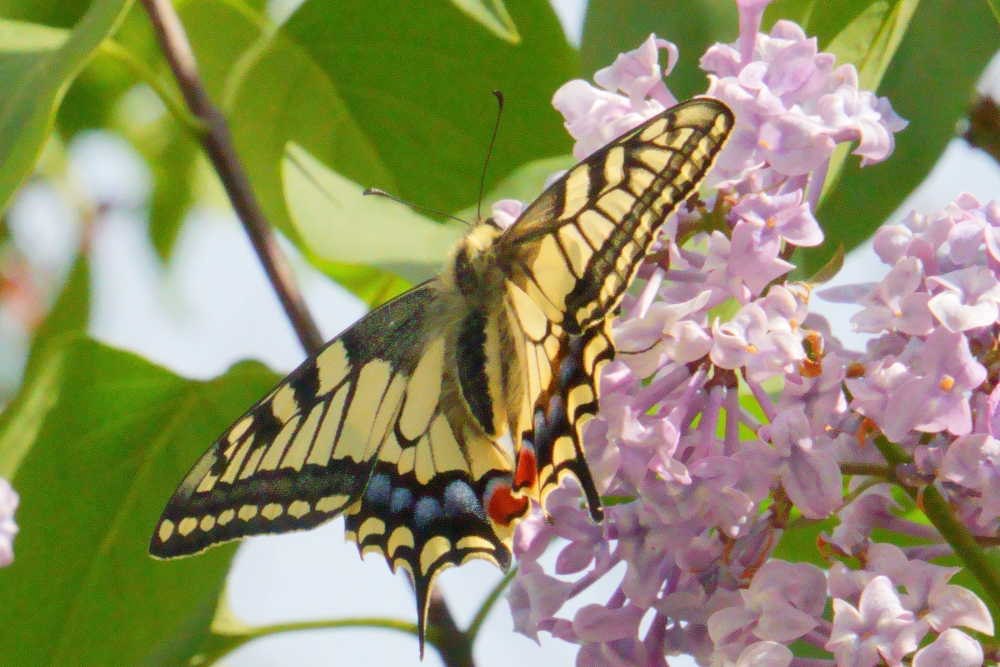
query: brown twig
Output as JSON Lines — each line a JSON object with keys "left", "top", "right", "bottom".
{"left": 140, "top": 2, "right": 473, "bottom": 663}
{"left": 140, "top": 0, "right": 323, "bottom": 354}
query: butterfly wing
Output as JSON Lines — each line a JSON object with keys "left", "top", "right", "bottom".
{"left": 343, "top": 405, "right": 517, "bottom": 642}
{"left": 499, "top": 99, "right": 733, "bottom": 516}
{"left": 150, "top": 282, "right": 443, "bottom": 558}
{"left": 151, "top": 279, "right": 522, "bottom": 647}
{"left": 498, "top": 99, "right": 734, "bottom": 333}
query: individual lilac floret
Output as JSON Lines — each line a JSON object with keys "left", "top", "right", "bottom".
{"left": 710, "top": 286, "right": 807, "bottom": 382}
{"left": 827, "top": 576, "right": 925, "bottom": 667}
{"left": 938, "top": 434, "right": 1000, "bottom": 532}
{"left": 761, "top": 408, "right": 842, "bottom": 518}
{"left": 927, "top": 266, "right": 1000, "bottom": 332}
{"left": 850, "top": 257, "right": 934, "bottom": 336}
{"left": 865, "top": 543, "right": 993, "bottom": 637}
{"left": 912, "top": 629, "right": 985, "bottom": 667}
{"left": 729, "top": 190, "right": 823, "bottom": 249}
{"left": 847, "top": 327, "right": 987, "bottom": 441}
{"left": 0, "top": 477, "right": 18, "bottom": 567}
{"left": 872, "top": 194, "right": 1000, "bottom": 275}
{"left": 708, "top": 560, "right": 826, "bottom": 661}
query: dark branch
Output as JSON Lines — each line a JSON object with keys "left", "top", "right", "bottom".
{"left": 140, "top": 0, "right": 323, "bottom": 354}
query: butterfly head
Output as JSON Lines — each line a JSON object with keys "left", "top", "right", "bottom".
{"left": 446, "top": 222, "right": 504, "bottom": 299}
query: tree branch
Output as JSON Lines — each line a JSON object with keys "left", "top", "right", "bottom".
{"left": 140, "top": 0, "right": 323, "bottom": 354}
{"left": 140, "top": 2, "right": 472, "bottom": 661}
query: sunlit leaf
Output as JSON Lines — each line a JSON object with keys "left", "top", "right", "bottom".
{"left": 0, "top": 0, "right": 133, "bottom": 213}
{"left": 228, "top": 0, "right": 577, "bottom": 290}
{"left": 283, "top": 143, "right": 463, "bottom": 284}
{"left": 450, "top": 0, "right": 520, "bottom": 43}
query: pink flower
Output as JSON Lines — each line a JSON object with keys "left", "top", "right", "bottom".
{"left": 912, "top": 629, "right": 984, "bottom": 667}
{"left": 827, "top": 576, "right": 925, "bottom": 667}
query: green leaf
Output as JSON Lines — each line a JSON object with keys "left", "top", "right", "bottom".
{"left": 0, "top": 0, "right": 133, "bottom": 214}
{"left": 773, "top": 517, "right": 836, "bottom": 568}
{"left": 228, "top": 0, "right": 577, "bottom": 291}
{"left": 450, "top": 0, "right": 520, "bottom": 43}
{"left": 580, "top": 0, "right": 737, "bottom": 100}
{"left": 823, "top": 0, "right": 918, "bottom": 91}
{"left": 0, "top": 256, "right": 90, "bottom": 478}
{"left": 0, "top": 336, "right": 279, "bottom": 664}
{"left": 0, "top": 0, "right": 91, "bottom": 26}
{"left": 480, "top": 154, "right": 574, "bottom": 204}
{"left": 283, "top": 143, "right": 464, "bottom": 284}
{"left": 146, "top": 129, "right": 200, "bottom": 260}
{"left": 799, "top": 2, "right": 998, "bottom": 275}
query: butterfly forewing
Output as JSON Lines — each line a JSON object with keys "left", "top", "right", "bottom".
{"left": 499, "top": 99, "right": 734, "bottom": 333}
{"left": 151, "top": 282, "right": 442, "bottom": 557}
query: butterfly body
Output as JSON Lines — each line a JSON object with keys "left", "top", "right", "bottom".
{"left": 151, "top": 99, "right": 734, "bottom": 644}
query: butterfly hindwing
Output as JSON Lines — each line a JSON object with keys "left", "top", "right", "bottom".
{"left": 344, "top": 410, "right": 517, "bottom": 638}
{"left": 150, "top": 282, "right": 441, "bottom": 558}
{"left": 499, "top": 99, "right": 734, "bottom": 333}
{"left": 529, "top": 321, "right": 615, "bottom": 518}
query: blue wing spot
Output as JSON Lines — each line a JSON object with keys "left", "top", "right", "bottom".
{"left": 390, "top": 486, "right": 414, "bottom": 515}
{"left": 546, "top": 393, "right": 566, "bottom": 425}
{"left": 364, "top": 472, "right": 392, "bottom": 512}
{"left": 443, "top": 479, "right": 484, "bottom": 520}
{"left": 414, "top": 496, "right": 442, "bottom": 529}
{"left": 558, "top": 353, "right": 578, "bottom": 387}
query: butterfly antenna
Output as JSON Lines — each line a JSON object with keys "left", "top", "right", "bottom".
{"left": 477, "top": 90, "right": 505, "bottom": 222}
{"left": 362, "top": 188, "right": 469, "bottom": 226}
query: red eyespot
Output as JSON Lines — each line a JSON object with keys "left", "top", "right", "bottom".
{"left": 513, "top": 447, "right": 537, "bottom": 490}
{"left": 486, "top": 483, "right": 529, "bottom": 525}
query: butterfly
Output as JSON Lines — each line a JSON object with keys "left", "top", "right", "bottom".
{"left": 150, "top": 98, "right": 734, "bottom": 649}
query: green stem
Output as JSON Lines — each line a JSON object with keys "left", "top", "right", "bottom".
{"left": 96, "top": 39, "right": 205, "bottom": 136}
{"left": 467, "top": 567, "right": 518, "bottom": 643}
{"left": 874, "top": 435, "right": 1000, "bottom": 623}
{"left": 840, "top": 462, "right": 892, "bottom": 478}
{"left": 200, "top": 617, "right": 419, "bottom": 666}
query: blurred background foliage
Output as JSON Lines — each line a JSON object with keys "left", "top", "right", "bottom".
{"left": 0, "top": 0, "right": 996, "bottom": 663}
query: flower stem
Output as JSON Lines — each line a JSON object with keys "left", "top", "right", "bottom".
{"left": 467, "top": 567, "right": 518, "bottom": 644}
{"left": 199, "top": 617, "right": 419, "bottom": 666}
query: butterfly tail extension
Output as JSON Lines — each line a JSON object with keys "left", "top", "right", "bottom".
{"left": 343, "top": 414, "right": 519, "bottom": 650}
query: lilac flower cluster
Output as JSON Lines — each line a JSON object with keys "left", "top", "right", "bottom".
{"left": 507, "top": 3, "right": 998, "bottom": 666}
